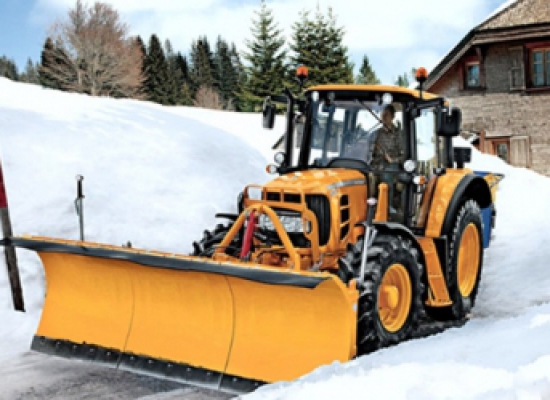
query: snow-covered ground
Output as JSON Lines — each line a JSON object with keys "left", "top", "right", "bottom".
{"left": 0, "top": 78, "right": 549, "bottom": 399}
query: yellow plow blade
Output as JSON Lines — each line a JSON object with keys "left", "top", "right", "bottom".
{"left": 10, "top": 236, "right": 358, "bottom": 393}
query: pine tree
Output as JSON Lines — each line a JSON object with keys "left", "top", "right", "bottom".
{"left": 288, "top": 10, "right": 317, "bottom": 88}
{"left": 174, "top": 53, "right": 192, "bottom": 105}
{"left": 180, "top": 81, "right": 193, "bottom": 106}
{"left": 0, "top": 56, "right": 19, "bottom": 81}
{"left": 143, "top": 34, "right": 172, "bottom": 104}
{"left": 395, "top": 72, "right": 410, "bottom": 87}
{"left": 175, "top": 53, "right": 190, "bottom": 82}
{"left": 164, "top": 39, "right": 181, "bottom": 104}
{"left": 318, "top": 8, "right": 354, "bottom": 84}
{"left": 239, "top": 0, "right": 287, "bottom": 111}
{"left": 39, "top": 37, "right": 68, "bottom": 89}
{"left": 230, "top": 43, "right": 247, "bottom": 110}
{"left": 213, "top": 36, "right": 240, "bottom": 109}
{"left": 290, "top": 7, "right": 353, "bottom": 87}
{"left": 135, "top": 35, "right": 147, "bottom": 95}
{"left": 355, "top": 55, "right": 380, "bottom": 85}
{"left": 136, "top": 35, "right": 147, "bottom": 73}
{"left": 189, "top": 36, "right": 216, "bottom": 96}
{"left": 19, "top": 58, "right": 40, "bottom": 84}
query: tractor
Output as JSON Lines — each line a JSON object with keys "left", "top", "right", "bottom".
{"left": 3, "top": 68, "right": 498, "bottom": 394}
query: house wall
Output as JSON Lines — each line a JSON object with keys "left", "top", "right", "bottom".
{"left": 430, "top": 43, "right": 550, "bottom": 176}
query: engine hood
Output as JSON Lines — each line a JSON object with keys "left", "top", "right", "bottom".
{"left": 263, "top": 169, "right": 367, "bottom": 193}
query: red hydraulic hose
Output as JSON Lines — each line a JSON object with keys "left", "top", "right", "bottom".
{"left": 240, "top": 211, "right": 256, "bottom": 260}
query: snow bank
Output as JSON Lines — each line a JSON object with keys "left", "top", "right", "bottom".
{"left": 0, "top": 78, "right": 274, "bottom": 355}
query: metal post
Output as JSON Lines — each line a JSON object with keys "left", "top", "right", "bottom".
{"left": 358, "top": 198, "right": 378, "bottom": 287}
{"left": 0, "top": 159, "right": 25, "bottom": 312}
{"left": 74, "top": 175, "right": 85, "bottom": 241}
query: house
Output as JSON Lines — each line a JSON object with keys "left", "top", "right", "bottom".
{"left": 425, "top": 0, "right": 550, "bottom": 176}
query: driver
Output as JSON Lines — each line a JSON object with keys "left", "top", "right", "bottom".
{"left": 369, "top": 104, "right": 405, "bottom": 169}
{"left": 368, "top": 104, "right": 405, "bottom": 214}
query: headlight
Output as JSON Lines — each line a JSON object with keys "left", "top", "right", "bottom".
{"left": 259, "top": 212, "right": 304, "bottom": 233}
{"left": 274, "top": 152, "right": 286, "bottom": 165}
{"left": 247, "top": 187, "right": 262, "bottom": 200}
{"left": 404, "top": 159, "right": 417, "bottom": 173}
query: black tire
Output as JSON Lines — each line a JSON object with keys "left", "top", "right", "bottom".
{"left": 191, "top": 222, "right": 241, "bottom": 257}
{"left": 341, "top": 234, "right": 424, "bottom": 355}
{"left": 427, "top": 199, "right": 484, "bottom": 321}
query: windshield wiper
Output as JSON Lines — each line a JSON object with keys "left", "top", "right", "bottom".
{"left": 354, "top": 99, "right": 384, "bottom": 126}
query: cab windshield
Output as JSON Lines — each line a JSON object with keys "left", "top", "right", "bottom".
{"left": 296, "top": 101, "right": 404, "bottom": 168}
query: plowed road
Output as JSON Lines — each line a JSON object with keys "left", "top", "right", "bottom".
{"left": 0, "top": 352, "right": 233, "bottom": 400}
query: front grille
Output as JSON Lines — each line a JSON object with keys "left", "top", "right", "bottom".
{"left": 284, "top": 193, "right": 301, "bottom": 203}
{"left": 266, "top": 192, "right": 281, "bottom": 201}
{"left": 306, "top": 195, "right": 331, "bottom": 246}
{"left": 340, "top": 195, "right": 350, "bottom": 240}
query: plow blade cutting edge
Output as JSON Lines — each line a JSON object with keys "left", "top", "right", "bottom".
{"left": 6, "top": 236, "right": 358, "bottom": 394}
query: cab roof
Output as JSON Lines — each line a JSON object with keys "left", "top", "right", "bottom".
{"left": 306, "top": 84, "right": 440, "bottom": 101}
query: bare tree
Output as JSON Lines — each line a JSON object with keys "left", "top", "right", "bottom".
{"left": 43, "top": 0, "right": 144, "bottom": 98}
{"left": 193, "top": 85, "right": 223, "bottom": 110}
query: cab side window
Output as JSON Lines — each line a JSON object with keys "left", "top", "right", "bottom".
{"left": 415, "top": 108, "right": 438, "bottom": 174}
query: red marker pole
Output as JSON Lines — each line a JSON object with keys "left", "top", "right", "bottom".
{"left": 0, "top": 159, "right": 25, "bottom": 312}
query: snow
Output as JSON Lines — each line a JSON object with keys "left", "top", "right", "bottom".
{"left": 0, "top": 78, "right": 549, "bottom": 399}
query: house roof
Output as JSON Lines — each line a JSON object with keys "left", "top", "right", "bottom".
{"left": 426, "top": 0, "right": 550, "bottom": 90}
{"left": 478, "top": 0, "right": 520, "bottom": 30}
{"left": 478, "top": 0, "right": 550, "bottom": 30}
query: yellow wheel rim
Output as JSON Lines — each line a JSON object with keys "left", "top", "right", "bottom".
{"left": 457, "top": 223, "right": 481, "bottom": 297}
{"left": 378, "top": 263, "right": 412, "bottom": 333}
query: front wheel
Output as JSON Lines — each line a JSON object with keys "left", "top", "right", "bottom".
{"left": 353, "top": 234, "right": 424, "bottom": 354}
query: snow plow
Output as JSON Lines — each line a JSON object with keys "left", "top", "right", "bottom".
{"left": 2, "top": 68, "right": 504, "bottom": 394}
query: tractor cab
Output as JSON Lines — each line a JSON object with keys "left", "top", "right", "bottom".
{"left": 263, "top": 68, "right": 463, "bottom": 226}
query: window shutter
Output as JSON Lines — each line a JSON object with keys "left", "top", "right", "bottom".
{"left": 510, "top": 136, "right": 530, "bottom": 167}
{"left": 508, "top": 46, "right": 525, "bottom": 90}
{"left": 458, "top": 64, "right": 464, "bottom": 91}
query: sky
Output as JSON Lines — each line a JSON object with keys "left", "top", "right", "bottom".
{"left": 0, "top": 0, "right": 510, "bottom": 84}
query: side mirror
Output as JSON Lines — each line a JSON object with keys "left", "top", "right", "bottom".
{"left": 454, "top": 147, "right": 472, "bottom": 169}
{"left": 436, "top": 107, "right": 462, "bottom": 137}
{"left": 262, "top": 98, "right": 276, "bottom": 129}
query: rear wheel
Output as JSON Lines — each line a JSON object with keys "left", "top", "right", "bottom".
{"left": 342, "top": 234, "right": 424, "bottom": 354}
{"left": 427, "top": 199, "right": 483, "bottom": 321}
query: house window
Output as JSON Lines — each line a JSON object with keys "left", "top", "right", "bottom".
{"left": 531, "top": 48, "right": 550, "bottom": 87}
{"left": 465, "top": 62, "right": 481, "bottom": 88}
